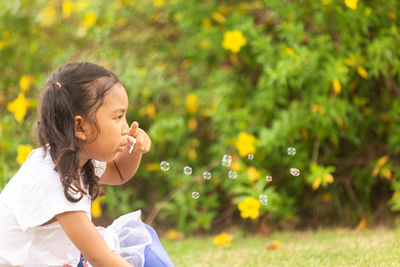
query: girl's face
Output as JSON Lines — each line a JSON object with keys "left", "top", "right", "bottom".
{"left": 80, "top": 82, "right": 130, "bottom": 163}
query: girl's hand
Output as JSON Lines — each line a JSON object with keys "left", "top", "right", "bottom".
{"left": 128, "top": 121, "right": 151, "bottom": 154}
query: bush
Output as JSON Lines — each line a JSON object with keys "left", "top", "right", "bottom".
{"left": 1, "top": 0, "right": 399, "bottom": 232}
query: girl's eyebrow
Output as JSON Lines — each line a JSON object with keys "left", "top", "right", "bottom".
{"left": 113, "top": 107, "right": 127, "bottom": 114}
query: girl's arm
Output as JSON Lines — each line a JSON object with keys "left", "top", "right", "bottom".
{"left": 56, "top": 211, "right": 132, "bottom": 267}
{"left": 100, "top": 122, "right": 151, "bottom": 185}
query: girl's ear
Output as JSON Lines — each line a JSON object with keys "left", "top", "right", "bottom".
{"left": 74, "top": 115, "right": 89, "bottom": 141}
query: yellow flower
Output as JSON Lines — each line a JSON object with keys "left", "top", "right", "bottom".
{"left": 202, "top": 18, "right": 212, "bottom": 29}
{"left": 173, "top": 13, "right": 182, "bottom": 22}
{"left": 20, "top": 75, "right": 34, "bottom": 93}
{"left": 266, "top": 240, "right": 283, "bottom": 250}
{"left": 83, "top": 11, "right": 97, "bottom": 28}
{"left": 325, "top": 173, "right": 334, "bottom": 183}
{"left": 145, "top": 162, "right": 161, "bottom": 171}
{"left": 310, "top": 104, "right": 325, "bottom": 115}
{"left": 381, "top": 167, "right": 392, "bottom": 180}
{"left": 312, "top": 177, "right": 321, "bottom": 190}
{"left": 38, "top": 5, "right": 57, "bottom": 27}
{"left": 113, "top": 0, "right": 124, "bottom": 10}
{"left": 211, "top": 12, "right": 226, "bottom": 24}
{"left": 315, "top": 174, "right": 334, "bottom": 190}
{"left": 62, "top": 0, "right": 75, "bottom": 18}
{"left": 345, "top": 54, "right": 356, "bottom": 67}
{"left": 91, "top": 198, "right": 102, "bottom": 218}
{"left": 344, "top": 0, "right": 358, "bottom": 10}
{"left": 188, "top": 118, "right": 197, "bottom": 131}
{"left": 377, "top": 155, "right": 389, "bottom": 167}
{"left": 75, "top": 0, "right": 91, "bottom": 11}
{"left": 230, "top": 154, "right": 241, "bottom": 172}
{"left": 146, "top": 103, "right": 156, "bottom": 119}
{"left": 332, "top": 78, "right": 341, "bottom": 95}
{"left": 357, "top": 66, "right": 368, "bottom": 79}
{"left": 7, "top": 92, "right": 30, "bottom": 123}
{"left": 247, "top": 167, "right": 260, "bottom": 182}
{"left": 17, "top": 144, "right": 33, "bottom": 165}
{"left": 213, "top": 232, "right": 232, "bottom": 248}
{"left": 357, "top": 217, "right": 368, "bottom": 230}
{"left": 285, "top": 47, "right": 294, "bottom": 55}
{"left": 222, "top": 30, "right": 247, "bottom": 54}
{"left": 0, "top": 40, "right": 9, "bottom": 50}
{"left": 238, "top": 197, "right": 260, "bottom": 219}
{"left": 372, "top": 166, "right": 380, "bottom": 177}
{"left": 153, "top": 0, "right": 164, "bottom": 7}
{"left": 188, "top": 148, "right": 197, "bottom": 160}
{"left": 166, "top": 229, "right": 184, "bottom": 240}
{"left": 235, "top": 132, "right": 257, "bottom": 157}
{"left": 186, "top": 93, "right": 199, "bottom": 114}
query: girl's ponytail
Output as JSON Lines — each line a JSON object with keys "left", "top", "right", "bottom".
{"left": 45, "top": 82, "right": 75, "bottom": 150}
{"left": 37, "top": 62, "right": 118, "bottom": 202}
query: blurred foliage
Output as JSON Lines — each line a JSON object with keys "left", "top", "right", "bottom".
{"left": 1, "top": 0, "right": 400, "bottom": 233}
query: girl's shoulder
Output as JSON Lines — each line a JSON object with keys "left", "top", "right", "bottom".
{"left": 1, "top": 147, "right": 64, "bottom": 205}
{"left": 0, "top": 147, "right": 92, "bottom": 231}
{"left": 13, "top": 146, "right": 57, "bottom": 181}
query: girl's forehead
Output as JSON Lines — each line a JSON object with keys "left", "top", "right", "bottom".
{"left": 103, "top": 83, "right": 128, "bottom": 108}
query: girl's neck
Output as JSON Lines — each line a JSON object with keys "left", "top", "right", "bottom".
{"left": 78, "top": 151, "right": 90, "bottom": 169}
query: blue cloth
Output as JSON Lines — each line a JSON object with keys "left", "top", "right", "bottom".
{"left": 143, "top": 224, "right": 174, "bottom": 267}
{"left": 77, "top": 255, "right": 88, "bottom": 267}
{"left": 77, "top": 224, "right": 173, "bottom": 267}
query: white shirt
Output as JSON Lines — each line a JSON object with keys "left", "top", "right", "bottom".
{"left": 0, "top": 147, "right": 106, "bottom": 267}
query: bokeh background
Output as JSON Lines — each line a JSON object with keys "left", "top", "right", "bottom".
{"left": 1, "top": 0, "right": 399, "bottom": 235}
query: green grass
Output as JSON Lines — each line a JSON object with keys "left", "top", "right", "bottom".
{"left": 161, "top": 228, "right": 400, "bottom": 266}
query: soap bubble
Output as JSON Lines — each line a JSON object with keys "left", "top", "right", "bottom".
{"left": 192, "top": 192, "right": 200, "bottom": 199}
{"left": 228, "top": 170, "right": 237, "bottom": 179}
{"left": 184, "top": 166, "right": 193, "bottom": 175}
{"left": 287, "top": 147, "right": 296, "bottom": 156}
{"left": 160, "top": 161, "right": 170, "bottom": 171}
{"left": 248, "top": 154, "right": 254, "bottom": 160}
{"left": 290, "top": 168, "right": 300, "bottom": 176}
{"left": 203, "top": 171, "right": 212, "bottom": 180}
{"left": 266, "top": 176, "right": 272, "bottom": 182}
{"left": 259, "top": 194, "right": 268, "bottom": 205}
{"left": 221, "top": 154, "right": 232, "bottom": 167}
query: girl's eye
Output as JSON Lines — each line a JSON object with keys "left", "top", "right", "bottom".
{"left": 115, "top": 115, "right": 123, "bottom": 120}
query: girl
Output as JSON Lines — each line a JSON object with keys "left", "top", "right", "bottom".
{"left": 0, "top": 62, "right": 174, "bottom": 267}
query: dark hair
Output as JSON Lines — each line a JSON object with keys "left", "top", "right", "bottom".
{"left": 36, "top": 62, "right": 119, "bottom": 202}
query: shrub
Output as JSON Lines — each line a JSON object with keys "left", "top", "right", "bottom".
{"left": 1, "top": 0, "right": 399, "bottom": 232}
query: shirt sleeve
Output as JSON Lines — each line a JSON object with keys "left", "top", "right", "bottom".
{"left": 93, "top": 159, "right": 107, "bottom": 177}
